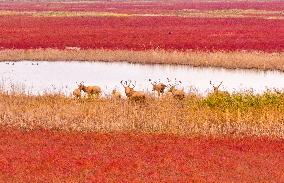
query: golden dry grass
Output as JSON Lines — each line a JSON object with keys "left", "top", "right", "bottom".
{"left": 0, "top": 9, "right": 283, "bottom": 19}
{"left": 0, "top": 11, "right": 130, "bottom": 17}
{"left": 173, "top": 9, "right": 284, "bottom": 19}
{"left": 1, "top": 90, "right": 284, "bottom": 138}
{"left": 0, "top": 48, "right": 283, "bottom": 71}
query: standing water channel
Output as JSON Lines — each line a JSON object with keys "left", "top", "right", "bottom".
{"left": 1, "top": 61, "right": 284, "bottom": 96}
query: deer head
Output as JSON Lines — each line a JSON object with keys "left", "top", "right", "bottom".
{"left": 210, "top": 81, "right": 223, "bottom": 93}
{"left": 120, "top": 80, "right": 136, "bottom": 97}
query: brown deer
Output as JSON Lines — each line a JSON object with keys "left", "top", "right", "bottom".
{"left": 78, "top": 82, "right": 102, "bottom": 98}
{"left": 120, "top": 80, "right": 146, "bottom": 102}
{"left": 209, "top": 81, "right": 229, "bottom": 96}
{"left": 166, "top": 79, "right": 185, "bottom": 100}
{"left": 210, "top": 81, "right": 223, "bottom": 93}
{"left": 72, "top": 88, "right": 81, "bottom": 99}
{"left": 149, "top": 79, "right": 167, "bottom": 97}
{"left": 111, "top": 89, "right": 122, "bottom": 99}
{"left": 168, "top": 85, "right": 185, "bottom": 100}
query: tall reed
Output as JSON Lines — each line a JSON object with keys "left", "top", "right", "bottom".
{"left": 0, "top": 49, "right": 283, "bottom": 71}
{"left": 1, "top": 90, "right": 284, "bottom": 138}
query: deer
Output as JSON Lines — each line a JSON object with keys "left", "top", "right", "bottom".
{"left": 120, "top": 80, "right": 146, "bottom": 102}
{"left": 209, "top": 81, "right": 229, "bottom": 96}
{"left": 149, "top": 79, "right": 167, "bottom": 97}
{"left": 167, "top": 79, "right": 185, "bottom": 100}
{"left": 274, "top": 88, "right": 282, "bottom": 95}
{"left": 168, "top": 85, "right": 185, "bottom": 100}
{"left": 210, "top": 81, "right": 223, "bottom": 93}
{"left": 72, "top": 88, "right": 81, "bottom": 99}
{"left": 78, "top": 82, "right": 102, "bottom": 98}
{"left": 111, "top": 89, "right": 122, "bottom": 99}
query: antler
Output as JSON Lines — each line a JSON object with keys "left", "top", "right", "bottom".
{"left": 210, "top": 81, "right": 223, "bottom": 88}
{"left": 130, "top": 80, "right": 136, "bottom": 88}
{"left": 217, "top": 81, "right": 223, "bottom": 88}
{"left": 174, "top": 79, "right": 181, "bottom": 86}
{"left": 166, "top": 78, "right": 172, "bottom": 87}
{"left": 149, "top": 79, "right": 156, "bottom": 85}
{"left": 77, "top": 81, "right": 84, "bottom": 87}
{"left": 120, "top": 80, "right": 128, "bottom": 87}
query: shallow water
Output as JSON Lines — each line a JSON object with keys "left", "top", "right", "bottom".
{"left": 1, "top": 61, "right": 284, "bottom": 96}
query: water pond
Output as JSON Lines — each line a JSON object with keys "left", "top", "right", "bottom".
{"left": 1, "top": 61, "right": 284, "bottom": 96}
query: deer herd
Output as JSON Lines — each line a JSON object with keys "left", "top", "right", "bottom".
{"left": 73, "top": 79, "right": 225, "bottom": 102}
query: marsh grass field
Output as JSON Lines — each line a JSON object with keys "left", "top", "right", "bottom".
{"left": 1, "top": 89, "right": 284, "bottom": 138}
{"left": 1, "top": 85, "right": 284, "bottom": 181}
{"left": 1, "top": 49, "right": 283, "bottom": 71}
{"left": 1, "top": 0, "right": 284, "bottom": 181}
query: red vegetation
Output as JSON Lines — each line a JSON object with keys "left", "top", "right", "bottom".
{"left": 0, "top": 1, "right": 283, "bottom": 52}
{"left": 0, "top": 1, "right": 283, "bottom": 13}
{"left": 0, "top": 16, "right": 283, "bottom": 52}
{"left": 0, "top": 128, "right": 284, "bottom": 182}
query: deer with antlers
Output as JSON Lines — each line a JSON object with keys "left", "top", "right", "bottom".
{"left": 167, "top": 79, "right": 185, "bottom": 100}
{"left": 78, "top": 82, "right": 102, "bottom": 98}
{"left": 209, "top": 81, "right": 223, "bottom": 93}
{"left": 149, "top": 79, "right": 167, "bottom": 97}
{"left": 120, "top": 80, "right": 146, "bottom": 102}
{"left": 210, "top": 81, "right": 223, "bottom": 93}
{"left": 168, "top": 86, "right": 185, "bottom": 100}
{"left": 209, "top": 81, "right": 229, "bottom": 95}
